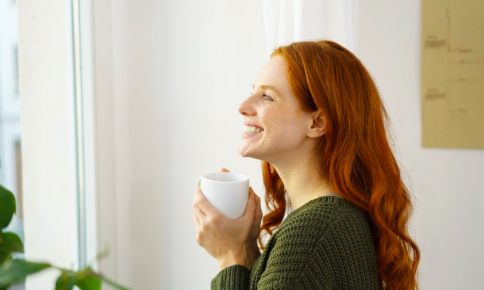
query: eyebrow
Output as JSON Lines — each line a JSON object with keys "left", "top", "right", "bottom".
{"left": 252, "top": 84, "right": 280, "bottom": 96}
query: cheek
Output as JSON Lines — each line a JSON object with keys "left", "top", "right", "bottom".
{"left": 262, "top": 106, "right": 302, "bottom": 143}
{"left": 265, "top": 119, "right": 302, "bottom": 145}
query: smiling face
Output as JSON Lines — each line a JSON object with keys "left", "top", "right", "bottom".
{"left": 238, "top": 55, "right": 321, "bottom": 164}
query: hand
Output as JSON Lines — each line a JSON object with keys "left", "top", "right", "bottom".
{"left": 220, "top": 168, "right": 262, "bottom": 246}
{"left": 192, "top": 167, "right": 259, "bottom": 269}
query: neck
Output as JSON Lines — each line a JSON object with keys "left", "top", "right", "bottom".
{"left": 270, "top": 150, "right": 335, "bottom": 212}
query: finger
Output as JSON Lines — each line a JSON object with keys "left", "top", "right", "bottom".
{"left": 220, "top": 167, "right": 230, "bottom": 172}
{"left": 193, "top": 212, "right": 201, "bottom": 230}
{"left": 255, "top": 192, "right": 263, "bottom": 216}
{"left": 250, "top": 187, "right": 259, "bottom": 203}
{"left": 251, "top": 189, "right": 258, "bottom": 214}
{"left": 193, "top": 201, "right": 207, "bottom": 222}
{"left": 249, "top": 186, "right": 257, "bottom": 199}
{"left": 193, "top": 185, "right": 202, "bottom": 201}
{"left": 192, "top": 186, "right": 202, "bottom": 209}
{"left": 243, "top": 189, "right": 256, "bottom": 219}
{"left": 195, "top": 187, "right": 219, "bottom": 217}
{"left": 193, "top": 186, "right": 209, "bottom": 216}
{"left": 253, "top": 188, "right": 260, "bottom": 206}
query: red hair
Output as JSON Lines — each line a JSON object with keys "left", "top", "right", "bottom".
{"left": 256, "top": 40, "right": 420, "bottom": 290}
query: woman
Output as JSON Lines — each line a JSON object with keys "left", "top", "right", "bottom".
{"left": 192, "top": 40, "right": 420, "bottom": 290}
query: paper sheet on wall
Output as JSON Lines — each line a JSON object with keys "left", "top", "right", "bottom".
{"left": 421, "top": 0, "right": 484, "bottom": 149}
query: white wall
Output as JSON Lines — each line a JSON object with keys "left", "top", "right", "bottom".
{"left": 91, "top": 0, "right": 484, "bottom": 289}
{"left": 356, "top": 1, "right": 484, "bottom": 289}
{"left": 92, "top": 0, "right": 268, "bottom": 288}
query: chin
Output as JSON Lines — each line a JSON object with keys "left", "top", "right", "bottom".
{"left": 237, "top": 147, "right": 246, "bottom": 157}
{"left": 238, "top": 150, "right": 250, "bottom": 158}
{"left": 238, "top": 148, "right": 255, "bottom": 158}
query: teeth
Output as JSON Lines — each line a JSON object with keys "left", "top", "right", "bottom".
{"left": 244, "top": 126, "right": 263, "bottom": 134}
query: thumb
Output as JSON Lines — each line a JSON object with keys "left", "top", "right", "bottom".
{"left": 220, "top": 167, "right": 230, "bottom": 172}
{"left": 243, "top": 187, "right": 256, "bottom": 219}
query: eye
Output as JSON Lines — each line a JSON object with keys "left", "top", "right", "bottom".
{"left": 262, "top": 94, "right": 273, "bottom": 101}
{"left": 250, "top": 92, "right": 273, "bottom": 101}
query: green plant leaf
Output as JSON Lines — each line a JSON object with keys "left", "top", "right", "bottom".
{"left": 0, "top": 252, "right": 8, "bottom": 266}
{"left": 55, "top": 270, "right": 77, "bottom": 290}
{"left": 0, "top": 232, "right": 24, "bottom": 253}
{"left": 75, "top": 276, "right": 101, "bottom": 290}
{"left": 0, "top": 259, "right": 51, "bottom": 287}
{"left": 55, "top": 269, "right": 103, "bottom": 290}
{"left": 0, "top": 185, "right": 15, "bottom": 230}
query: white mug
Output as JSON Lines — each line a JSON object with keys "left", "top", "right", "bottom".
{"left": 196, "top": 172, "right": 249, "bottom": 219}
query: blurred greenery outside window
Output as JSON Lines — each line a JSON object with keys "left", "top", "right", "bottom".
{"left": 0, "top": 0, "right": 24, "bottom": 289}
{"left": 0, "top": 0, "right": 23, "bottom": 243}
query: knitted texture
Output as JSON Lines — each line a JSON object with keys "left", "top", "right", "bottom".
{"left": 210, "top": 195, "right": 380, "bottom": 289}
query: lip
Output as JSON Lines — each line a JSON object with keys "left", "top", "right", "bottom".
{"left": 244, "top": 122, "right": 264, "bottom": 130}
{"left": 242, "top": 131, "right": 263, "bottom": 138}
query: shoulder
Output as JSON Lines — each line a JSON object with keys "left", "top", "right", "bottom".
{"left": 271, "top": 197, "right": 375, "bottom": 265}
{"left": 258, "top": 199, "right": 378, "bottom": 288}
{"left": 258, "top": 198, "right": 373, "bottom": 286}
{"left": 278, "top": 197, "right": 368, "bottom": 237}
{"left": 263, "top": 199, "right": 361, "bottom": 266}
{"left": 261, "top": 201, "right": 344, "bottom": 273}
{"left": 290, "top": 198, "right": 374, "bottom": 247}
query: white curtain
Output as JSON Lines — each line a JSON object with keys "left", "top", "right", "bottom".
{"left": 262, "top": 0, "right": 359, "bottom": 57}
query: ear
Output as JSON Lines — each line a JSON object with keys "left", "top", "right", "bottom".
{"left": 308, "top": 112, "right": 326, "bottom": 138}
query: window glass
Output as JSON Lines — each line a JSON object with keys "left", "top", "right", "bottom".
{"left": 0, "top": 0, "right": 25, "bottom": 289}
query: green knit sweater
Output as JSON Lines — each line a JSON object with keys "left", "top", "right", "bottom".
{"left": 211, "top": 195, "right": 380, "bottom": 289}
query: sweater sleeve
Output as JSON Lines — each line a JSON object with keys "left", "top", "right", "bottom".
{"left": 210, "top": 264, "right": 250, "bottom": 290}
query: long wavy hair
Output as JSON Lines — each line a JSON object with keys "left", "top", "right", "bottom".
{"left": 255, "top": 40, "right": 420, "bottom": 290}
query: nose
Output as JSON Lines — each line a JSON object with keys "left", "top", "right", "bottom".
{"left": 238, "top": 94, "right": 255, "bottom": 117}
